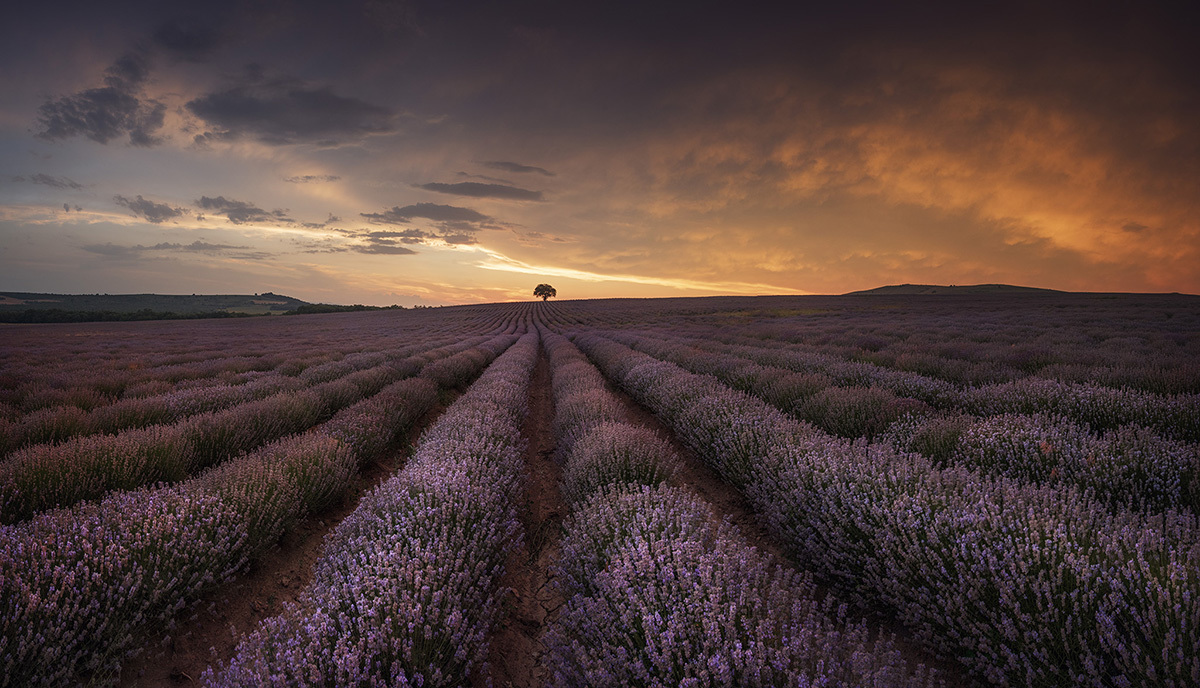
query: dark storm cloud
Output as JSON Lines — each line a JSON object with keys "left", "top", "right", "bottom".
{"left": 195, "top": 195, "right": 292, "bottom": 224}
{"left": 152, "top": 19, "right": 223, "bottom": 61}
{"left": 360, "top": 202, "right": 492, "bottom": 225}
{"left": 416, "top": 181, "right": 543, "bottom": 201}
{"left": 186, "top": 76, "right": 396, "bottom": 146}
{"left": 284, "top": 175, "right": 341, "bottom": 183}
{"left": 481, "top": 161, "right": 555, "bottom": 177}
{"left": 113, "top": 195, "right": 187, "bottom": 223}
{"left": 35, "top": 51, "right": 166, "bottom": 146}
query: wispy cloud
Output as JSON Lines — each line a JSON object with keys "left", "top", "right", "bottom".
{"left": 283, "top": 174, "right": 341, "bottom": 184}
{"left": 416, "top": 181, "right": 543, "bottom": 201}
{"left": 82, "top": 240, "right": 269, "bottom": 260}
{"left": 361, "top": 202, "right": 493, "bottom": 225}
{"left": 481, "top": 161, "right": 555, "bottom": 177}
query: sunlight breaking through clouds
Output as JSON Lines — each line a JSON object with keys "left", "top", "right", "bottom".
{"left": 473, "top": 247, "right": 806, "bottom": 296}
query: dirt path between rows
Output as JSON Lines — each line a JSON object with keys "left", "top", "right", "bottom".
{"left": 117, "top": 399, "right": 451, "bottom": 687}
{"left": 482, "top": 345, "right": 565, "bottom": 688}
{"left": 604, "top": 381, "right": 977, "bottom": 686}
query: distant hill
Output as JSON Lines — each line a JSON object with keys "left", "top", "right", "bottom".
{"left": 0, "top": 292, "right": 312, "bottom": 322}
{"left": 845, "top": 283, "right": 1064, "bottom": 296}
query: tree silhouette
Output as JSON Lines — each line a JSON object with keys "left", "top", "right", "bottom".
{"left": 534, "top": 284, "right": 557, "bottom": 301}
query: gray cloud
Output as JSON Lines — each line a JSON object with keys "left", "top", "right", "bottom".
{"left": 300, "top": 214, "right": 342, "bottom": 229}
{"left": 82, "top": 240, "right": 260, "bottom": 259}
{"left": 195, "top": 195, "right": 292, "bottom": 224}
{"left": 35, "top": 51, "right": 165, "bottom": 146}
{"left": 361, "top": 202, "right": 493, "bottom": 224}
{"left": 1122, "top": 222, "right": 1149, "bottom": 233}
{"left": 114, "top": 195, "right": 187, "bottom": 223}
{"left": 455, "top": 171, "right": 515, "bottom": 184}
{"left": 284, "top": 174, "right": 341, "bottom": 183}
{"left": 416, "top": 181, "right": 543, "bottom": 201}
{"left": 187, "top": 76, "right": 396, "bottom": 146}
{"left": 440, "top": 232, "right": 477, "bottom": 245}
{"left": 11, "top": 173, "right": 84, "bottom": 190}
{"left": 368, "top": 228, "right": 429, "bottom": 244}
{"left": 152, "top": 19, "right": 223, "bottom": 61}
{"left": 354, "top": 242, "right": 418, "bottom": 255}
{"left": 481, "top": 160, "right": 555, "bottom": 176}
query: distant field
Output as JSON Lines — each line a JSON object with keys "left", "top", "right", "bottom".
{"left": 0, "top": 291, "right": 310, "bottom": 318}
{"left": 2, "top": 293, "right": 1198, "bottom": 687}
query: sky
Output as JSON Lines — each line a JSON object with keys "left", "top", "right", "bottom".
{"left": 1, "top": 0, "right": 1197, "bottom": 305}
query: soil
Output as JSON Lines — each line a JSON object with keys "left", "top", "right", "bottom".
{"left": 480, "top": 346, "right": 565, "bottom": 688}
{"left": 116, "top": 400, "right": 450, "bottom": 687}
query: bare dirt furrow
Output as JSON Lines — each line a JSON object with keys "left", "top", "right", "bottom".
{"left": 484, "top": 346, "right": 565, "bottom": 688}
{"left": 117, "top": 398, "right": 453, "bottom": 687}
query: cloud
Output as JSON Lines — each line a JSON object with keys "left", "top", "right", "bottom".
{"left": 10, "top": 173, "right": 84, "bottom": 190}
{"left": 416, "top": 181, "right": 543, "bottom": 201}
{"left": 348, "top": 231, "right": 420, "bottom": 255}
{"left": 82, "top": 240, "right": 263, "bottom": 259}
{"left": 35, "top": 51, "right": 166, "bottom": 146}
{"left": 481, "top": 160, "right": 555, "bottom": 176}
{"left": 114, "top": 195, "right": 187, "bottom": 223}
{"left": 300, "top": 214, "right": 342, "bottom": 229}
{"left": 187, "top": 76, "right": 396, "bottom": 146}
{"left": 1122, "top": 222, "right": 1149, "bottom": 233}
{"left": 368, "top": 228, "right": 429, "bottom": 244}
{"left": 152, "top": 19, "right": 223, "bottom": 61}
{"left": 283, "top": 174, "right": 341, "bottom": 183}
{"left": 353, "top": 243, "right": 418, "bottom": 255}
{"left": 360, "top": 202, "right": 493, "bottom": 224}
{"left": 440, "top": 232, "right": 477, "bottom": 245}
{"left": 195, "top": 195, "right": 292, "bottom": 224}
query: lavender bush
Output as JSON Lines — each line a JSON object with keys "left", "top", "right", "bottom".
{"left": 206, "top": 333, "right": 537, "bottom": 687}
{"left": 543, "top": 331, "right": 939, "bottom": 688}
{"left": 0, "top": 334, "right": 513, "bottom": 687}
{"left": 561, "top": 423, "right": 678, "bottom": 506}
{"left": 573, "top": 332, "right": 1200, "bottom": 687}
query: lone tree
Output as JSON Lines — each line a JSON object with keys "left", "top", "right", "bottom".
{"left": 533, "top": 284, "right": 557, "bottom": 301}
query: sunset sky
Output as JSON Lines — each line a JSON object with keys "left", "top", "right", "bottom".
{"left": 1, "top": 1, "right": 1197, "bottom": 305}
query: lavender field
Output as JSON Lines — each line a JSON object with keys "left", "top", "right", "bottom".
{"left": 2, "top": 292, "right": 1198, "bottom": 687}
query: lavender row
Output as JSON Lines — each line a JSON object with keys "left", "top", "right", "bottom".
{"left": 0, "top": 327, "right": 523, "bottom": 686}
{"left": 888, "top": 412, "right": 1200, "bottom": 514}
{"left": 605, "top": 327, "right": 1200, "bottom": 443}
{"left": 599, "top": 330, "right": 1200, "bottom": 514}
{"left": 536, "top": 294, "right": 1200, "bottom": 394}
{"left": 572, "top": 333, "right": 1200, "bottom": 688}
{"left": 0, "top": 360, "right": 461, "bottom": 687}
{"left": 0, "top": 330, "right": 479, "bottom": 454}
{"left": 205, "top": 332, "right": 538, "bottom": 687}
{"left": 0, "top": 334, "right": 513, "bottom": 523}
{"left": 0, "top": 301, "right": 525, "bottom": 418}
{"left": 541, "top": 331, "right": 940, "bottom": 687}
